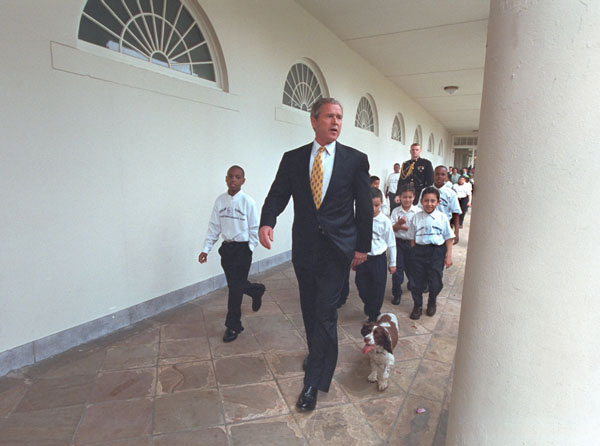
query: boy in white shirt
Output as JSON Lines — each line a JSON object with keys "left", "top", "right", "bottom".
{"left": 418, "top": 166, "right": 461, "bottom": 244}
{"left": 390, "top": 184, "right": 420, "bottom": 305}
{"left": 370, "top": 175, "right": 389, "bottom": 216}
{"left": 198, "top": 165, "right": 265, "bottom": 342}
{"left": 354, "top": 188, "right": 397, "bottom": 322}
{"left": 452, "top": 175, "right": 473, "bottom": 227}
{"left": 407, "top": 186, "right": 454, "bottom": 320}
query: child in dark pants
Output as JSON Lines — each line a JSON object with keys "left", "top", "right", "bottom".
{"left": 407, "top": 186, "right": 454, "bottom": 320}
{"left": 354, "top": 188, "right": 396, "bottom": 322}
{"left": 198, "top": 165, "right": 265, "bottom": 342}
{"left": 390, "top": 184, "right": 420, "bottom": 305}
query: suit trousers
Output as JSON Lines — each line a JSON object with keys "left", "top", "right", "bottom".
{"left": 409, "top": 243, "right": 447, "bottom": 307}
{"left": 355, "top": 253, "right": 387, "bottom": 320}
{"left": 293, "top": 235, "right": 350, "bottom": 392}
{"left": 392, "top": 238, "right": 413, "bottom": 297}
{"left": 218, "top": 241, "right": 263, "bottom": 331}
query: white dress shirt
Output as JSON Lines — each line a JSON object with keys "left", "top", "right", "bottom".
{"left": 390, "top": 204, "right": 421, "bottom": 240}
{"left": 368, "top": 212, "right": 397, "bottom": 267}
{"left": 419, "top": 184, "right": 461, "bottom": 221}
{"left": 408, "top": 209, "right": 455, "bottom": 246}
{"left": 452, "top": 182, "right": 471, "bottom": 199}
{"left": 202, "top": 190, "right": 259, "bottom": 253}
{"left": 309, "top": 140, "right": 336, "bottom": 202}
{"left": 386, "top": 172, "right": 401, "bottom": 194}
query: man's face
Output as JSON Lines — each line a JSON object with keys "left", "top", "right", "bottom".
{"left": 371, "top": 179, "right": 380, "bottom": 189}
{"left": 410, "top": 144, "right": 421, "bottom": 160}
{"left": 393, "top": 164, "right": 400, "bottom": 173}
{"left": 225, "top": 168, "right": 245, "bottom": 194}
{"left": 434, "top": 168, "right": 448, "bottom": 188}
{"left": 311, "top": 103, "right": 343, "bottom": 145}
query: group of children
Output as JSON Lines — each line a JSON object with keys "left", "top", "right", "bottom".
{"left": 199, "top": 163, "right": 469, "bottom": 345}
{"left": 360, "top": 165, "right": 463, "bottom": 321}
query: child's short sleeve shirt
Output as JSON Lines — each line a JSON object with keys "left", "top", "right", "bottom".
{"left": 408, "top": 209, "right": 455, "bottom": 246}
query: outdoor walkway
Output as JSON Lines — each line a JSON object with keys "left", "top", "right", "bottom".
{"left": 0, "top": 218, "right": 469, "bottom": 446}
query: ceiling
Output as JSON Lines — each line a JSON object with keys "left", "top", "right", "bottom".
{"left": 294, "top": 0, "right": 490, "bottom": 134}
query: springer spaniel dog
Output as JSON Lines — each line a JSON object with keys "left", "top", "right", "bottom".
{"left": 360, "top": 313, "right": 399, "bottom": 391}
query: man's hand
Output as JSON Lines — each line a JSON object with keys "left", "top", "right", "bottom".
{"left": 198, "top": 252, "right": 208, "bottom": 263}
{"left": 352, "top": 251, "right": 367, "bottom": 268}
{"left": 259, "top": 226, "right": 274, "bottom": 249}
{"left": 388, "top": 266, "right": 397, "bottom": 275}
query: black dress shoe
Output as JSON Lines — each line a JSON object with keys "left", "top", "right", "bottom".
{"left": 223, "top": 327, "right": 243, "bottom": 343}
{"left": 426, "top": 303, "right": 437, "bottom": 316}
{"left": 391, "top": 294, "right": 401, "bottom": 305}
{"left": 250, "top": 284, "right": 266, "bottom": 312}
{"left": 409, "top": 306, "right": 422, "bottom": 320}
{"left": 302, "top": 357, "right": 308, "bottom": 371}
{"left": 296, "top": 385, "right": 318, "bottom": 411}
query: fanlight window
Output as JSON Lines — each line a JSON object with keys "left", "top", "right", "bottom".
{"left": 428, "top": 133, "right": 435, "bottom": 153}
{"left": 79, "top": 0, "right": 216, "bottom": 82}
{"left": 413, "top": 125, "right": 422, "bottom": 145}
{"left": 355, "top": 97, "right": 375, "bottom": 132}
{"left": 282, "top": 63, "right": 323, "bottom": 111}
{"left": 391, "top": 116, "right": 402, "bottom": 142}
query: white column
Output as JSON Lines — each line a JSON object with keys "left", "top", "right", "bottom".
{"left": 447, "top": 1, "right": 600, "bottom": 444}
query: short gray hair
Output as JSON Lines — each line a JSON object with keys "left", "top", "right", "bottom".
{"left": 310, "top": 98, "right": 343, "bottom": 120}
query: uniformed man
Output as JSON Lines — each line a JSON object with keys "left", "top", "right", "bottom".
{"left": 398, "top": 143, "right": 434, "bottom": 205}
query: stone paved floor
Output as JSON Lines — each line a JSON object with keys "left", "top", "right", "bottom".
{"left": 0, "top": 218, "right": 469, "bottom": 446}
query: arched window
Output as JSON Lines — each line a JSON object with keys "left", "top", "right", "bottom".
{"left": 282, "top": 60, "right": 328, "bottom": 111}
{"left": 78, "top": 0, "right": 225, "bottom": 87}
{"left": 428, "top": 133, "right": 435, "bottom": 153}
{"left": 391, "top": 113, "right": 405, "bottom": 143}
{"left": 413, "top": 125, "right": 422, "bottom": 145}
{"left": 438, "top": 139, "right": 444, "bottom": 156}
{"left": 355, "top": 95, "right": 378, "bottom": 135}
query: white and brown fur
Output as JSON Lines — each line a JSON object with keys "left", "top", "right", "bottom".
{"left": 360, "top": 313, "right": 399, "bottom": 391}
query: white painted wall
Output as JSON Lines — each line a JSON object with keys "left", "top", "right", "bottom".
{"left": 0, "top": 0, "right": 450, "bottom": 353}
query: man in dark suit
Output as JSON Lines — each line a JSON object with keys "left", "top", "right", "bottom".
{"left": 398, "top": 143, "right": 434, "bottom": 205}
{"left": 259, "top": 98, "right": 372, "bottom": 411}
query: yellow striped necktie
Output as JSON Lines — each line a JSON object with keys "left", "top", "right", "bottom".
{"left": 310, "top": 146, "right": 326, "bottom": 209}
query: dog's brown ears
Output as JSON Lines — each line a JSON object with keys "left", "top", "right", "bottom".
{"left": 361, "top": 323, "right": 375, "bottom": 337}
{"left": 381, "top": 329, "right": 393, "bottom": 355}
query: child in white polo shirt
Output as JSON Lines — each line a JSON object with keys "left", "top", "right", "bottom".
{"left": 407, "top": 186, "right": 455, "bottom": 320}
{"left": 198, "top": 165, "right": 265, "bottom": 342}
{"left": 354, "top": 188, "right": 396, "bottom": 322}
{"left": 390, "top": 183, "right": 420, "bottom": 305}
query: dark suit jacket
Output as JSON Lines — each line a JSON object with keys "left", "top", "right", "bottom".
{"left": 260, "top": 141, "right": 373, "bottom": 267}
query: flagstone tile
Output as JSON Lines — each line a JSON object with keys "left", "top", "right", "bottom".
{"left": 153, "top": 389, "right": 223, "bottom": 434}
{"left": 388, "top": 394, "right": 443, "bottom": 445}
{"left": 153, "top": 426, "right": 228, "bottom": 446}
{"left": 158, "top": 338, "right": 211, "bottom": 365}
{"left": 389, "top": 359, "right": 421, "bottom": 392}
{"left": 246, "top": 313, "right": 295, "bottom": 333}
{"left": 255, "top": 329, "right": 306, "bottom": 352}
{"left": 334, "top": 357, "right": 405, "bottom": 403}
{"left": 156, "top": 361, "right": 215, "bottom": 394}
{"left": 0, "top": 377, "right": 29, "bottom": 417}
{"left": 214, "top": 354, "right": 273, "bottom": 386}
{"left": 15, "top": 374, "right": 95, "bottom": 412}
{"left": 264, "top": 349, "right": 308, "bottom": 379}
{"left": 103, "top": 344, "right": 158, "bottom": 371}
{"left": 0, "top": 405, "right": 83, "bottom": 446}
{"left": 424, "top": 335, "right": 458, "bottom": 364}
{"left": 74, "top": 399, "right": 152, "bottom": 445}
{"left": 394, "top": 334, "right": 432, "bottom": 361}
{"left": 221, "top": 381, "right": 288, "bottom": 423}
{"left": 90, "top": 368, "right": 156, "bottom": 403}
{"left": 409, "top": 359, "right": 452, "bottom": 402}
{"left": 294, "top": 404, "right": 381, "bottom": 445}
{"left": 357, "top": 394, "right": 407, "bottom": 441}
{"left": 241, "top": 301, "right": 284, "bottom": 317}
{"left": 160, "top": 323, "right": 206, "bottom": 341}
{"left": 25, "top": 345, "right": 106, "bottom": 379}
{"left": 228, "top": 415, "right": 305, "bottom": 446}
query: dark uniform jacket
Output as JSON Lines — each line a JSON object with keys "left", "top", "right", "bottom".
{"left": 260, "top": 142, "right": 372, "bottom": 266}
{"left": 399, "top": 157, "right": 434, "bottom": 203}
